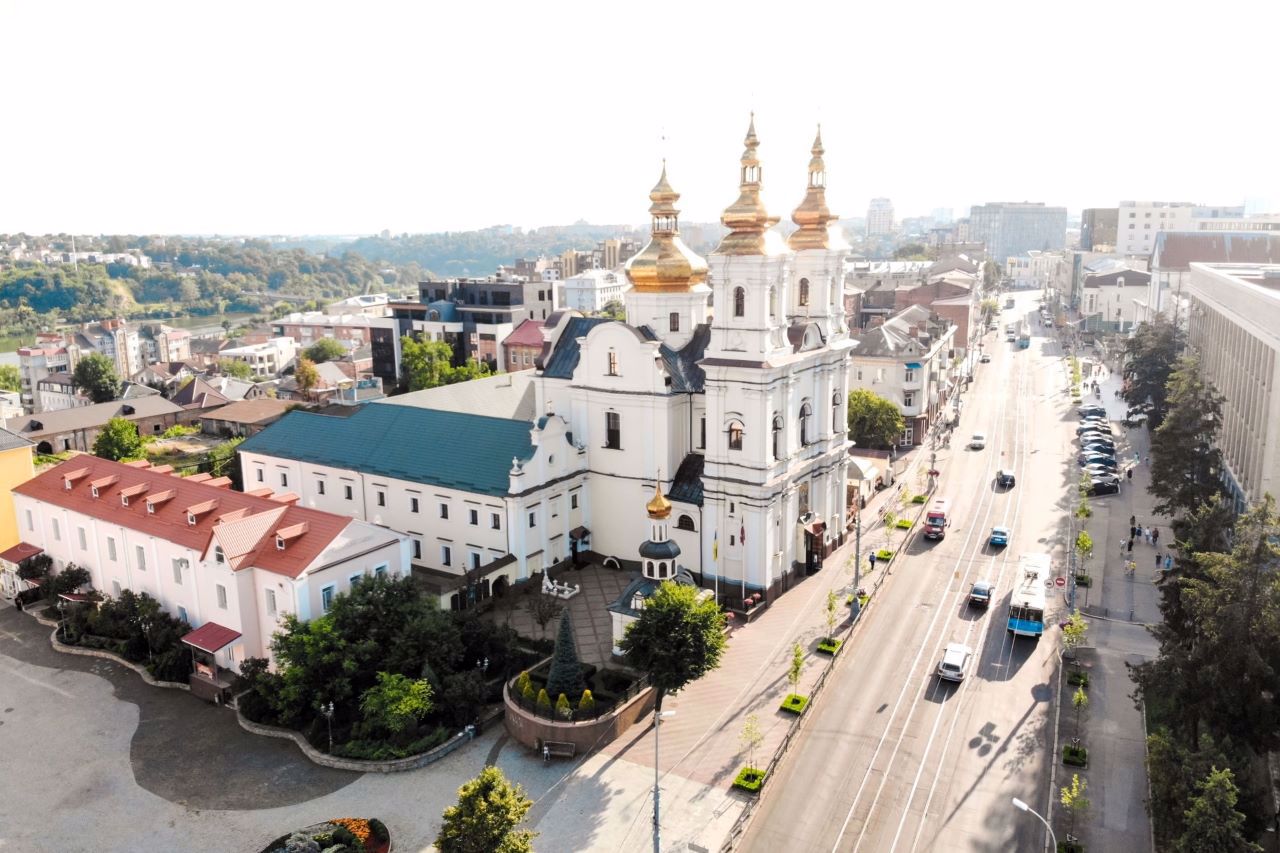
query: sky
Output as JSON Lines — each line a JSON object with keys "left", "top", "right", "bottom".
{"left": 2, "top": 0, "right": 1277, "bottom": 236}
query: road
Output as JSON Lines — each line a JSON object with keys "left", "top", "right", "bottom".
{"left": 740, "top": 291, "right": 1073, "bottom": 853}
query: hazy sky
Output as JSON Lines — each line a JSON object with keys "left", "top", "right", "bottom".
{"left": 2, "top": 0, "right": 1276, "bottom": 236}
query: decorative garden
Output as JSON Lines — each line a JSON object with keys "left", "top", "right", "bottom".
{"left": 258, "top": 817, "right": 390, "bottom": 853}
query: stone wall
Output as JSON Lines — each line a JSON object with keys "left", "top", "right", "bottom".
{"left": 503, "top": 677, "right": 655, "bottom": 753}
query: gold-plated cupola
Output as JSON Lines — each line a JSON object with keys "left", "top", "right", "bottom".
{"left": 716, "top": 114, "right": 779, "bottom": 256}
{"left": 645, "top": 477, "right": 672, "bottom": 519}
{"left": 788, "top": 126, "right": 837, "bottom": 250}
{"left": 624, "top": 163, "right": 709, "bottom": 293}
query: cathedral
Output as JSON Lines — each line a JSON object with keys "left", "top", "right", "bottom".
{"left": 531, "top": 117, "right": 853, "bottom": 611}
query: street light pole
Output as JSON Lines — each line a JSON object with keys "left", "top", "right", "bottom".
{"left": 1012, "top": 796, "right": 1057, "bottom": 852}
{"left": 653, "top": 709, "right": 675, "bottom": 853}
{"left": 851, "top": 510, "right": 862, "bottom": 619}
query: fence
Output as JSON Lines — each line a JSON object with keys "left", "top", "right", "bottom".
{"left": 509, "top": 672, "right": 651, "bottom": 724}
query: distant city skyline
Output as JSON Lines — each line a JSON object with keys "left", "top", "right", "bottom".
{"left": 1, "top": 0, "right": 1275, "bottom": 236}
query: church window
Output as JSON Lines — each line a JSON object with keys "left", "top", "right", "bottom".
{"left": 607, "top": 350, "right": 619, "bottom": 376}
{"left": 728, "top": 420, "right": 744, "bottom": 451}
{"left": 733, "top": 287, "right": 746, "bottom": 318}
{"left": 768, "top": 286, "right": 777, "bottom": 318}
{"left": 699, "top": 416, "right": 706, "bottom": 449}
{"left": 676, "top": 514, "right": 695, "bottom": 531}
{"left": 799, "top": 278, "right": 810, "bottom": 306}
{"left": 832, "top": 392, "right": 841, "bottom": 433}
{"left": 605, "top": 411, "right": 621, "bottom": 449}
{"left": 669, "top": 312, "right": 680, "bottom": 332}
{"left": 658, "top": 562, "right": 667, "bottom": 578}
{"left": 798, "top": 482, "right": 810, "bottom": 516}
{"left": 799, "top": 401, "right": 813, "bottom": 445}
{"left": 772, "top": 414, "right": 784, "bottom": 460}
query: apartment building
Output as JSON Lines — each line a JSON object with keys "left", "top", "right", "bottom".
{"left": 867, "top": 198, "right": 895, "bottom": 235}
{"left": 1145, "top": 231, "right": 1280, "bottom": 320}
{"left": 218, "top": 338, "right": 298, "bottom": 378}
{"left": 17, "top": 338, "right": 81, "bottom": 412}
{"left": 560, "top": 269, "right": 627, "bottom": 313}
{"left": 968, "top": 202, "right": 1067, "bottom": 262}
{"left": 1080, "top": 208, "right": 1118, "bottom": 250}
{"left": 10, "top": 457, "right": 408, "bottom": 668}
{"left": 1185, "top": 263, "right": 1280, "bottom": 509}
{"left": 1118, "top": 201, "right": 1195, "bottom": 255}
{"left": 270, "top": 311, "right": 401, "bottom": 387}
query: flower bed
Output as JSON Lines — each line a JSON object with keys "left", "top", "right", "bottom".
{"left": 732, "top": 767, "right": 766, "bottom": 793}
{"left": 259, "top": 817, "right": 390, "bottom": 853}
{"left": 779, "top": 693, "right": 809, "bottom": 715}
{"left": 817, "top": 638, "right": 843, "bottom": 655}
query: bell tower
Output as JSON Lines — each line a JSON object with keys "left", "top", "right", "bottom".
{"left": 788, "top": 126, "right": 849, "bottom": 342}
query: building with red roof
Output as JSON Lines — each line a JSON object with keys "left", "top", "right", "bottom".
{"left": 501, "top": 318, "right": 546, "bottom": 373}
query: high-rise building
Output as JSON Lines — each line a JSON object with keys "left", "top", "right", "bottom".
{"left": 1080, "top": 208, "right": 1118, "bottom": 250}
{"left": 867, "top": 198, "right": 895, "bottom": 236}
{"left": 967, "top": 202, "right": 1067, "bottom": 263}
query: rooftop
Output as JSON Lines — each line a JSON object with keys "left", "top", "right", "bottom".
{"left": 203, "top": 397, "right": 294, "bottom": 425}
{"left": 1152, "top": 231, "right": 1280, "bottom": 271}
{"left": 2, "top": 396, "right": 182, "bottom": 438}
{"left": 377, "top": 369, "right": 538, "bottom": 421}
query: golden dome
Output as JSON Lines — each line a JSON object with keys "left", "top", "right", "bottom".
{"left": 624, "top": 163, "right": 710, "bottom": 293}
{"left": 716, "top": 114, "right": 779, "bottom": 256}
{"left": 646, "top": 477, "right": 672, "bottom": 519}
{"left": 788, "top": 126, "right": 837, "bottom": 251}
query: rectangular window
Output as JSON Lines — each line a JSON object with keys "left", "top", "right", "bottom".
{"left": 904, "top": 368, "right": 916, "bottom": 383}
{"left": 605, "top": 411, "right": 621, "bottom": 449}
{"left": 441, "top": 545, "right": 452, "bottom": 566}
{"left": 25, "top": 510, "right": 33, "bottom": 531}
{"left": 374, "top": 564, "right": 388, "bottom": 577}
{"left": 256, "top": 468, "right": 264, "bottom": 483}
{"left": 172, "top": 559, "right": 183, "bottom": 584}
{"left": 470, "top": 552, "right": 481, "bottom": 570}
{"left": 529, "top": 511, "right": 537, "bottom": 528}
{"left": 411, "top": 497, "right": 420, "bottom": 514}
{"left": 317, "top": 479, "right": 326, "bottom": 495}
{"left": 266, "top": 589, "right": 277, "bottom": 616}
{"left": 52, "top": 519, "right": 60, "bottom": 541}
{"left": 112, "top": 580, "right": 122, "bottom": 597}
{"left": 280, "top": 472, "right": 288, "bottom": 487}
{"left": 413, "top": 539, "right": 422, "bottom": 559}
{"left": 440, "top": 503, "right": 449, "bottom": 519}
{"left": 904, "top": 391, "right": 915, "bottom": 407}
{"left": 77, "top": 527, "right": 87, "bottom": 550}
{"left": 216, "top": 584, "right": 227, "bottom": 609}
{"left": 376, "top": 491, "right": 386, "bottom": 508}
{"left": 321, "top": 585, "right": 335, "bottom": 613}
{"left": 344, "top": 484, "right": 353, "bottom": 500}
{"left": 135, "top": 545, "right": 147, "bottom": 571}
{"left": 901, "top": 426, "right": 914, "bottom": 447}
{"left": 469, "top": 508, "right": 479, "bottom": 525}
{"left": 669, "top": 312, "right": 680, "bottom": 332}
{"left": 571, "top": 493, "right": 579, "bottom": 510}
{"left": 491, "top": 512, "right": 501, "bottom": 530}
{"left": 607, "top": 351, "right": 619, "bottom": 376}
{"left": 178, "top": 606, "right": 188, "bottom": 623}
{"left": 108, "top": 537, "right": 117, "bottom": 561}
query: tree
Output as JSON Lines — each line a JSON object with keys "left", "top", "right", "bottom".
{"left": 304, "top": 337, "right": 347, "bottom": 363}
{"left": 436, "top": 765, "right": 536, "bottom": 853}
{"left": 544, "top": 608, "right": 586, "bottom": 701}
{"left": 824, "top": 590, "right": 838, "bottom": 642}
{"left": 293, "top": 356, "right": 320, "bottom": 398}
{"left": 979, "top": 298, "right": 999, "bottom": 319}
{"left": 1074, "top": 531, "right": 1093, "bottom": 576}
{"left": 619, "top": 580, "right": 727, "bottom": 713}
{"left": 358, "top": 672, "right": 433, "bottom": 740}
{"left": 1122, "top": 315, "right": 1183, "bottom": 423}
{"left": 1072, "top": 685, "right": 1089, "bottom": 740}
{"left": 205, "top": 437, "right": 244, "bottom": 486}
{"left": 524, "top": 594, "right": 562, "bottom": 637}
{"left": 982, "top": 260, "right": 1000, "bottom": 290}
{"left": 401, "top": 336, "right": 456, "bottom": 391}
{"left": 1060, "top": 773, "right": 1090, "bottom": 840}
{"left": 92, "top": 417, "right": 144, "bottom": 461}
{"left": 72, "top": 352, "right": 120, "bottom": 403}
{"left": 893, "top": 243, "right": 928, "bottom": 260}
{"left": 217, "top": 358, "right": 254, "bottom": 380}
{"left": 1062, "top": 609, "right": 1088, "bottom": 660}
{"left": 1150, "top": 355, "right": 1226, "bottom": 519}
{"left": 846, "top": 389, "right": 905, "bottom": 450}
{"left": 599, "top": 300, "right": 625, "bottom": 321}
{"left": 1174, "top": 767, "right": 1261, "bottom": 853}
{"left": 739, "top": 713, "right": 763, "bottom": 772}
{"left": 882, "top": 510, "right": 897, "bottom": 551}
{"left": 0, "top": 363, "right": 19, "bottom": 392}
{"left": 787, "top": 643, "right": 805, "bottom": 694}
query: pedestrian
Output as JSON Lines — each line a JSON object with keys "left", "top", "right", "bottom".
{"left": 1156, "top": 552, "right": 1163, "bottom": 568}
{"left": 1120, "top": 539, "right": 1127, "bottom": 557}
{"left": 1130, "top": 524, "right": 1137, "bottom": 539}
{"left": 1126, "top": 467, "right": 1133, "bottom": 480}
{"left": 1128, "top": 538, "right": 1134, "bottom": 553}
{"left": 1129, "top": 515, "right": 1136, "bottom": 528}
{"left": 1152, "top": 527, "right": 1160, "bottom": 547}
{"left": 1165, "top": 554, "right": 1173, "bottom": 571}
{"left": 1145, "top": 528, "right": 1153, "bottom": 545}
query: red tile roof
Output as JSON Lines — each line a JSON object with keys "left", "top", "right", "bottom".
{"left": 182, "top": 621, "right": 242, "bottom": 653}
{"left": 0, "top": 542, "right": 43, "bottom": 564}
{"left": 503, "top": 318, "right": 546, "bottom": 348}
{"left": 14, "top": 457, "right": 355, "bottom": 579}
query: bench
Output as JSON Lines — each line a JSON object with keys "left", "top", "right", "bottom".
{"left": 541, "top": 740, "right": 577, "bottom": 760}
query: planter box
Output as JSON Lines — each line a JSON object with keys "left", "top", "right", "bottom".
{"left": 894, "top": 519, "right": 913, "bottom": 530}
{"left": 780, "top": 693, "right": 809, "bottom": 715}
{"left": 1062, "top": 744, "right": 1088, "bottom": 767}
{"left": 732, "top": 767, "right": 766, "bottom": 793}
{"left": 1067, "top": 671, "right": 1090, "bottom": 688}
{"left": 817, "top": 638, "right": 842, "bottom": 655}
{"left": 1075, "top": 575, "right": 1092, "bottom": 588}
{"left": 875, "top": 549, "right": 894, "bottom": 562}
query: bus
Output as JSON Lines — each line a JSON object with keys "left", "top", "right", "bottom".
{"left": 1007, "top": 553, "right": 1050, "bottom": 637}
{"left": 1017, "top": 321, "right": 1030, "bottom": 349}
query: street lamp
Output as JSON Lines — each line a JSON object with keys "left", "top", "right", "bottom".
{"left": 652, "top": 709, "right": 676, "bottom": 853}
{"left": 322, "top": 701, "right": 335, "bottom": 753}
{"left": 57, "top": 599, "right": 66, "bottom": 641}
{"left": 1011, "top": 796, "right": 1057, "bottom": 851}
{"left": 141, "top": 619, "right": 153, "bottom": 661}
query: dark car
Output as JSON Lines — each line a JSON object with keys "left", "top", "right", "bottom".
{"left": 1078, "top": 427, "right": 1115, "bottom": 440}
{"left": 996, "top": 469, "right": 1016, "bottom": 488}
{"left": 1078, "top": 405, "right": 1107, "bottom": 418}
{"left": 1088, "top": 478, "right": 1121, "bottom": 496}
{"left": 1079, "top": 453, "right": 1117, "bottom": 467}
{"left": 969, "top": 580, "right": 994, "bottom": 607}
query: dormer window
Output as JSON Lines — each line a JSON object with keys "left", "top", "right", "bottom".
{"left": 92, "top": 486, "right": 101, "bottom": 498}
{"left": 148, "top": 503, "right": 157, "bottom": 515}
{"left": 275, "top": 536, "right": 286, "bottom": 550}
{"left": 187, "top": 513, "right": 197, "bottom": 526}
{"left": 121, "top": 495, "right": 129, "bottom": 506}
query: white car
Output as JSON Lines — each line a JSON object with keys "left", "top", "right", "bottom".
{"left": 969, "top": 433, "right": 986, "bottom": 450}
{"left": 938, "top": 643, "right": 974, "bottom": 682}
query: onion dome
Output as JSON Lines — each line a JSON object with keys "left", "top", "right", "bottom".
{"left": 645, "top": 477, "right": 672, "bottom": 519}
{"left": 624, "top": 163, "right": 709, "bottom": 293}
{"left": 716, "top": 114, "right": 779, "bottom": 256}
{"left": 788, "top": 126, "right": 837, "bottom": 250}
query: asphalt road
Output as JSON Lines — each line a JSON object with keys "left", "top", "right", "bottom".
{"left": 741, "top": 291, "right": 1074, "bottom": 853}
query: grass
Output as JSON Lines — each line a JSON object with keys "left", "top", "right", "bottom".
{"left": 817, "top": 638, "right": 843, "bottom": 655}
{"left": 875, "top": 549, "right": 893, "bottom": 561}
{"left": 779, "top": 693, "right": 809, "bottom": 715}
{"left": 911, "top": 494, "right": 927, "bottom": 504}
{"left": 1062, "top": 744, "right": 1088, "bottom": 767}
{"left": 732, "top": 767, "right": 766, "bottom": 793}
{"left": 894, "top": 519, "right": 913, "bottom": 530}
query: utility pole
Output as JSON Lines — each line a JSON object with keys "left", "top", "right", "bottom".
{"left": 851, "top": 511, "right": 862, "bottom": 619}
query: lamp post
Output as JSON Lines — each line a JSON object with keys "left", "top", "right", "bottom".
{"left": 141, "top": 619, "right": 153, "bottom": 661}
{"left": 850, "top": 510, "right": 862, "bottom": 620}
{"left": 322, "top": 701, "right": 334, "bottom": 753}
{"left": 57, "top": 599, "right": 66, "bottom": 641}
{"left": 652, "top": 709, "right": 676, "bottom": 853}
{"left": 1011, "top": 796, "right": 1057, "bottom": 851}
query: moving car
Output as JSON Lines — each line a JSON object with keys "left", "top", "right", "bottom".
{"left": 969, "top": 432, "right": 987, "bottom": 450}
{"left": 990, "top": 526, "right": 1011, "bottom": 547}
{"left": 996, "top": 469, "right": 1016, "bottom": 488}
{"left": 980, "top": 353, "right": 992, "bottom": 363}
{"left": 1124, "top": 412, "right": 1149, "bottom": 426}
{"left": 1088, "top": 478, "right": 1121, "bottom": 497}
{"left": 924, "top": 499, "right": 951, "bottom": 540}
{"left": 1006, "top": 332, "right": 1017, "bottom": 342}
{"left": 938, "top": 643, "right": 974, "bottom": 682}
{"left": 969, "top": 580, "right": 994, "bottom": 607}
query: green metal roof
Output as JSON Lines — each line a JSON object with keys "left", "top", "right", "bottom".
{"left": 239, "top": 405, "right": 533, "bottom": 496}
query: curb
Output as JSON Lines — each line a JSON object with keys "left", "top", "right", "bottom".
{"left": 27, "top": 608, "right": 190, "bottom": 692}
{"left": 1045, "top": 651, "right": 1066, "bottom": 853}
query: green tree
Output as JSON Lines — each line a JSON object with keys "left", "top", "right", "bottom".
{"left": 524, "top": 593, "right": 562, "bottom": 638}
{"left": 1122, "top": 315, "right": 1183, "bottom": 423}
{"left": 1072, "top": 685, "right": 1088, "bottom": 740}
{"left": 846, "top": 389, "right": 905, "bottom": 450}
{"left": 294, "top": 356, "right": 319, "bottom": 398}
{"left": 739, "top": 713, "right": 763, "bottom": 772}
{"left": 1074, "top": 530, "right": 1093, "bottom": 574}
{"left": 619, "top": 580, "right": 727, "bottom": 713}
{"left": 0, "top": 363, "right": 19, "bottom": 392}
{"left": 205, "top": 437, "right": 244, "bottom": 483}
{"left": 217, "top": 358, "right": 254, "bottom": 380}
{"left": 1060, "top": 773, "right": 1090, "bottom": 839}
{"left": 982, "top": 260, "right": 1000, "bottom": 290}
{"left": 1150, "top": 355, "right": 1226, "bottom": 519}
{"left": 72, "top": 352, "right": 120, "bottom": 403}
{"left": 401, "top": 336, "right": 456, "bottom": 391}
{"left": 1062, "top": 609, "right": 1088, "bottom": 660}
{"left": 544, "top": 608, "right": 586, "bottom": 701}
{"left": 599, "top": 299, "right": 625, "bottom": 321}
{"left": 92, "top": 417, "right": 144, "bottom": 461}
{"left": 303, "top": 337, "right": 347, "bottom": 363}
{"left": 1174, "top": 767, "right": 1261, "bottom": 853}
{"left": 436, "top": 765, "right": 536, "bottom": 853}
{"left": 358, "top": 671, "right": 433, "bottom": 740}
{"left": 893, "top": 243, "right": 928, "bottom": 260}
{"left": 787, "top": 643, "right": 805, "bottom": 694}
{"left": 824, "top": 589, "right": 838, "bottom": 642}
{"left": 979, "top": 298, "right": 999, "bottom": 319}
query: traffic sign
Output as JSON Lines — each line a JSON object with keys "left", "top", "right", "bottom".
{"left": 1055, "top": 576, "right": 1067, "bottom": 588}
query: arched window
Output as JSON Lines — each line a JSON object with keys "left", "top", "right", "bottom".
{"left": 658, "top": 561, "right": 667, "bottom": 578}
{"left": 832, "top": 391, "right": 842, "bottom": 433}
{"left": 768, "top": 286, "right": 777, "bottom": 319}
{"left": 799, "top": 278, "right": 810, "bottom": 307}
{"left": 728, "top": 420, "right": 744, "bottom": 451}
{"left": 799, "top": 401, "right": 813, "bottom": 446}
{"left": 676, "top": 514, "right": 696, "bottom": 531}
{"left": 733, "top": 287, "right": 746, "bottom": 318}
{"left": 427, "top": 309, "right": 441, "bottom": 321}
{"left": 646, "top": 561, "right": 653, "bottom": 576}
{"left": 772, "top": 414, "right": 784, "bottom": 460}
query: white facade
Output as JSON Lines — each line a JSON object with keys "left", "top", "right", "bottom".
{"left": 18, "top": 342, "right": 81, "bottom": 413}
{"left": 1118, "top": 201, "right": 1195, "bottom": 256}
{"left": 562, "top": 270, "right": 628, "bottom": 313}
{"left": 220, "top": 337, "right": 299, "bottom": 378}
{"left": 867, "top": 197, "right": 895, "bottom": 235}
{"left": 1005, "top": 251, "right": 1065, "bottom": 290}
{"left": 1185, "top": 263, "right": 1280, "bottom": 508}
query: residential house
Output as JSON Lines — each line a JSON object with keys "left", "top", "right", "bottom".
{"left": 270, "top": 311, "right": 401, "bottom": 388}
{"left": 218, "top": 338, "right": 298, "bottom": 378}
{"left": 35, "top": 373, "right": 87, "bottom": 412}
{"left": 200, "top": 398, "right": 295, "bottom": 438}
{"left": 9, "top": 456, "right": 409, "bottom": 668}
{"left": 276, "top": 361, "right": 384, "bottom": 405}
{"left": 560, "top": 270, "right": 627, "bottom": 313}
{"left": 0, "top": 427, "right": 34, "bottom": 550}
{"left": 501, "top": 319, "right": 545, "bottom": 373}
{"left": 2, "top": 396, "right": 185, "bottom": 455}
{"left": 1080, "top": 264, "right": 1150, "bottom": 333}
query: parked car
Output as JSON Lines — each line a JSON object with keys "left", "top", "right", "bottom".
{"left": 996, "top": 469, "right": 1016, "bottom": 488}
{"left": 969, "top": 580, "right": 994, "bottom": 608}
{"left": 969, "top": 433, "right": 987, "bottom": 450}
{"left": 937, "top": 643, "right": 974, "bottom": 682}
{"left": 1078, "top": 405, "right": 1107, "bottom": 418}
{"left": 1079, "top": 439, "right": 1116, "bottom": 451}
{"left": 990, "top": 526, "right": 1011, "bottom": 547}
{"left": 1078, "top": 428, "right": 1115, "bottom": 441}
{"left": 1080, "top": 453, "right": 1118, "bottom": 468}
{"left": 1084, "top": 465, "right": 1119, "bottom": 480}
{"left": 1088, "top": 478, "right": 1121, "bottom": 496}
{"left": 1076, "top": 422, "right": 1112, "bottom": 436}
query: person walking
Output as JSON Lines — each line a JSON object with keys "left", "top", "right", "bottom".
{"left": 1130, "top": 524, "right": 1137, "bottom": 540}
{"left": 1152, "top": 526, "right": 1160, "bottom": 547}
{"left": 1127, "top": 467, "right": 1133, "bottom": 480}
{"left": 1165, "top": 554, "right": 1173, "bottom": 571}
{"left": 1145, "top": 527, "right": 1153, "bottom": 545}
{"left": 1127, "top": 538, "right": 1134, "bottom": 553}
{"left": 1130, "top": 515, "right": 1136, "bottom": 529}
{"left": 1156, "top": 552, "right": 1163, "bottom": 568}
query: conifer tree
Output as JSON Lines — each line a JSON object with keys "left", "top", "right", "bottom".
{"left": 545, "top": 608, "right": 586, "bottom": 700}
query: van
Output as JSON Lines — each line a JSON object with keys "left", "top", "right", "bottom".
{"left": 924, "top": 498, "right": 950, "bottom": 539}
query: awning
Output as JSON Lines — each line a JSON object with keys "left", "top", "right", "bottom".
{"left": 569, "top": 526, "right": 590, "bottom": 541}
{"left": 57, "top": 592, "right": 91, "bottom": 603}
{"left": 905, "top": 362, "right": 922, "bottom": 369}
{"left": 0, "top": 542, "right": 43, "bottom": 564}
{"left": 182, "top": 622, "right": 242, "bottom": 654}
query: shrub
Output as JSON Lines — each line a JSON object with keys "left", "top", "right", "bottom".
{"left": 149, "top": 646, "right": 192, "bottom": 683}
{"left": 894, "top": 519, "right": 913, "bottom": 529}
{"left": 368, "top": 818, "right": 390, "bottom": 843}
{"left": 1068, "top": 671, "right": 1090, "bottom": 688}
{"left": 578, "top": 689, "right": 596, "bottom": 715}
{"left": 332, "top": 725, "right": 451, "bottom": 760}
{"left": 598, "top": 668, "right": 635, "bottom": 694}
{"left": 515, "top": 670, "right": 532, "bottom": 696}
{"left": 911, "top": 494, "right": 927, "bottom": 504}
{"left": 521, "top": 680, "right": 536, "bottom": 704}
{"left": 817, "top": 638, "right": 843, "bottom": 655}
{"left": 732, "top": 767, "right": 766, "bottom": 793}
{"left": 780, "top": 694, "right": 809, "bottom": 715}
{"left": 536, "top": 688, "right": 551, "bottom": 715}
{"left": 875, "top": 549, "right": 894, "bottom": 561}
{"left": 1063, "top": 744, "right": 1088, "bottom": 766}
{"left": 329, "top": 826, "right": 357, "bottom": 848}
{"left": 1075, "top": 574, "right": 1093, "bottom": 588}
{"left": 442, "top": 670, "right": 485, "bottom": 728}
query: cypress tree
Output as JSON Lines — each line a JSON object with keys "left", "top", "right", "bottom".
{"left": 545, "top": 608, "right": 586, "bottom": 700}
